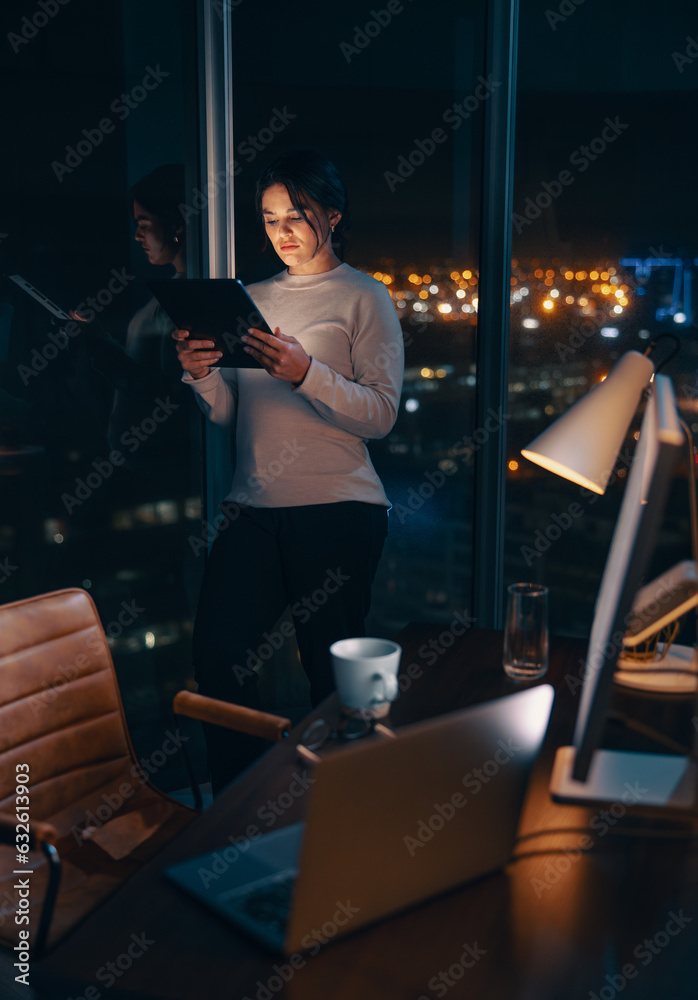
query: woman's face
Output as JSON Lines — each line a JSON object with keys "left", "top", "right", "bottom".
{"left": 261, "top": 183, "right": 341, "bottom": 274}
{"left": 133, "top": 202, "right": 182, "bottom": 268}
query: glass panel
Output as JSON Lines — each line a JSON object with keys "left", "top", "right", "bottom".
{"left": 506, "top": 0, "right": 697, "bottom": 637}
{"left": 0, "top": 0, "right": 204, "bottom": 790}
{"left": 228, "top": 1, "right": 486, "bottom": 713}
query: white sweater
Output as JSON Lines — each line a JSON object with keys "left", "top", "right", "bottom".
{"left": 184, "top": 263, "right": 404, "bottom": 508}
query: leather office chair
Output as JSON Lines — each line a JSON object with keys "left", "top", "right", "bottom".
{"left": 0, "top": 588, "right": 290, "bottom": 956}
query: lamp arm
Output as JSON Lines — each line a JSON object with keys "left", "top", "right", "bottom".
{"left": 678, "top": 418, "right": 698, "bottom": 646}
{"left": 678, "top": 419, "right": 698, "bottom": 568}
{"left": 643, "top": 333, "right": 680, "bottom": 374}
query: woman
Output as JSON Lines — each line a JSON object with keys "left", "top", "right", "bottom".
{"left": 174, "top": 148, "right": 404, "bottom": 793}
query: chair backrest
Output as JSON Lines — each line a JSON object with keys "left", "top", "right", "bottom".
{"left": 0, "top": 588, "right": 139, "bottom": 837}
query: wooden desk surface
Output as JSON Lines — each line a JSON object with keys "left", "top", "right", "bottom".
{"left": 33, "top": 625, "right": 698, "bottom": 1000}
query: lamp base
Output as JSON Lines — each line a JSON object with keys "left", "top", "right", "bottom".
{"left": 550, "top": 745, "right": 698, "bottom": 808}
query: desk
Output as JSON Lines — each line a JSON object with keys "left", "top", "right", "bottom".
{"left": 33, "top": 624, "right": 698, "bottom": 1000}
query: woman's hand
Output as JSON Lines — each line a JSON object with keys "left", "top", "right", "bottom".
{"left": 172, "top": 329, "right": 222, "bottom": 380}
{"left": 242, "top": 327, "right": 311, "bottom": 385}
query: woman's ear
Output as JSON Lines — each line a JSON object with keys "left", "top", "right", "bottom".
{"left": 329, "top": 209, "right": 342, "bottom": 231}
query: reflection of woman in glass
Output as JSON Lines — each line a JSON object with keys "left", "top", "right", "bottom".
{"left": 174, "top": 148, "right": 404, "bottom": 793}
{"left": 68, "top": 164, "right": 185, "bottom": 397}
{"left": 3, "top": 165, "right": 189, "bottom": 474}
{"left": 132, "top": 167, "right": 186, "bottom": 275}
{"left": 129, "top": 163, "right": 186, "bottom": 358}
{"left": 107, "top": 164, "right": 188, "bottom": 477}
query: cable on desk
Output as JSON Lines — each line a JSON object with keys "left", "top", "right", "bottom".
{"left": 515, "top": 826, "right": 602, "bottom": 843}
{"left": 604, "top": 710, "right": 695, "bottom": 756}
{"left": 509, "top": 823, "right": 698, "bottom": 864}
{"left": 517, "top": 823, "right": 698, "bottom": 841}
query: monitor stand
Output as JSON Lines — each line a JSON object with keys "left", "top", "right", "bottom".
{"left": 549, "top": 745, "right": 698, "bottom": 808}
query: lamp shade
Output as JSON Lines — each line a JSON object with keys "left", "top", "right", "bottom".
{"left": 521, "top": 351, "right": 655, "bottom": 494}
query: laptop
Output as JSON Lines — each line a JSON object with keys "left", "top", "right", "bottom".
{"left": 166, "top": 684, "right": 554, "bottom": 955}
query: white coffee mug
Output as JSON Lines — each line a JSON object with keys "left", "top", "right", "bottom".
{"left": 330, "top": 637, "right": 401, "bottom": 718}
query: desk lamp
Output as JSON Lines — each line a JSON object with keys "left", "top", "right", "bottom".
{"left": 522, "top": 351, "right": 698, "bottom": 808}
{"left": 521, "top": 344, "right": 698, "bottom": 695}
{"left": 522, "top": 349, "right": 655, "bottom": 495}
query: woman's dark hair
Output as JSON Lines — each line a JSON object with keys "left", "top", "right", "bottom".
{"left": 130, "top": 163, "right": 185, "bottom": 235}
{"left": 255, "top": 149, "right": 350, "bottom": 258}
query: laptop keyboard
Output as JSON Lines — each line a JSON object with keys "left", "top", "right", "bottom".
{"left": 218, "top": 868, "right": 298, "bottom": 935}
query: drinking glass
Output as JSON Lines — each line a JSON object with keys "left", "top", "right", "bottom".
{"left": 503, "top": 583, "right": 549, "bottom": 681}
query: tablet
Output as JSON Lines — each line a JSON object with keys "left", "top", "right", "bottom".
{"left": 148, "top": 278, "right": 271, "bottom": 368}
{"left": 7, "top": 274, "right": 71, "bottom": 320}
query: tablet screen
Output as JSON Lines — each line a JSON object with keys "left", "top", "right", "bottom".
{"left": 148, "top": 278, "right": 270, "bottom": 368}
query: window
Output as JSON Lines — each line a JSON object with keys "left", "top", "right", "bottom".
{"left": 0, "top": 0, "right": 204, "bottom": 788}
{"left": 506, "top": 0, "right": 697, "bottom": 636}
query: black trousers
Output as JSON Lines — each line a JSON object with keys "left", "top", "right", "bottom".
{"left": 193, "top": 501, "right": 388, "bottom": 793}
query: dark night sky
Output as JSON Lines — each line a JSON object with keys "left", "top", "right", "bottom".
{"left": 0, "top": 0, "right": 696, "bottom": 292}
{"left": 229, "top": 0, "right": 698, "bottom": 270}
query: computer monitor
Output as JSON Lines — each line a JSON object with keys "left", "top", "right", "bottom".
{"left": 549, "top": 373, "right": 698, "bottom": 808}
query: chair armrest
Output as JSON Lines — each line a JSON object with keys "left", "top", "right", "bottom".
{"left": 173, "top": 691, "right": 291, "bottom": 742}
{"left": 0, "top": 811, "right": 58, "bottom": 849}
{"left": 0, "top": 812, "right": 62, "bottom": 958}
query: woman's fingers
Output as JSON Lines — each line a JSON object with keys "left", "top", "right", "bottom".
{"left": 187, "top": 350, "right": 222, "bottom": 365}
{"left": 240, "top": 326, "right": 309, "bottom": 383}
{"left": 243, "top": 327, "right": 279, "bottom": 355}
{"left": 182, "top": 339, "right": 219, "bottom": 354}
{"left": 172, "top": 329, "right": 221, "bottom": 373}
